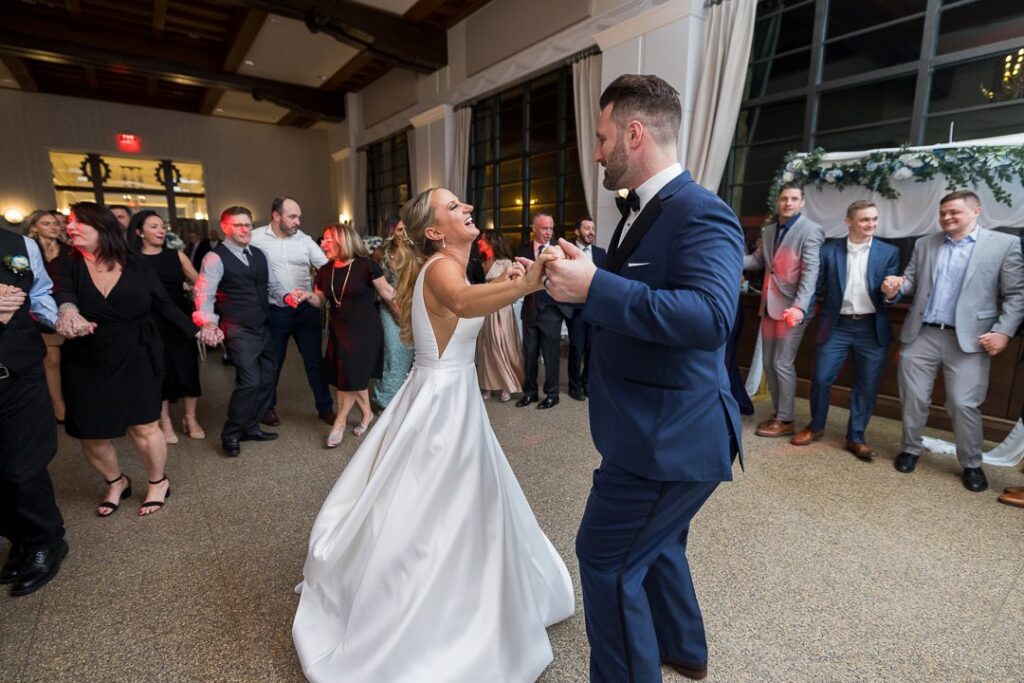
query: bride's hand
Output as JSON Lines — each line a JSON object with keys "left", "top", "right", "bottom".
{"left": 516, "top": 251, "right": 558, "bottom": 292}
{"left": 501, "top": 261, "right": 526, "bottom": 281}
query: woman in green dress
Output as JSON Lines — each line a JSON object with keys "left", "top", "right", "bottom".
{"left": 372, "top": 217, "right": 417, "bottom": 410}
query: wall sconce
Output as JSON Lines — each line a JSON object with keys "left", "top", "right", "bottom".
{"left": 3, "top": 208, "right": 25, "bottom": 224}
{"left": 339, "top": 212, "right": 350, "bottom": 224}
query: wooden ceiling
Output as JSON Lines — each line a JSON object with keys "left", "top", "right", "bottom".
{"left": 0, "top": 0, "right": 492, "bottom": 128}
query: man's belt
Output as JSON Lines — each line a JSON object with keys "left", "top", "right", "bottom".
{"left": 924, "top": 322, "right": 955, "bottom": 330}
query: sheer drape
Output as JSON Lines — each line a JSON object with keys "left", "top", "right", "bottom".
{"left": 685, "top": 0, "right": 756, "bottom": 189}
{"left": 356, "top": 149, "right": 368, "bottom": 230}
{"left": 406, "top": 128, "right": 417, "bottom": 195}
{"left": 572, "top": 53, "right": 603, "bottom": 218}
{"left": 449, "top": 107, "right": 472, "bottom": 200}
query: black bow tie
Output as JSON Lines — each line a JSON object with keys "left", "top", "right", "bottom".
{"left": 616, "top": 190, "right": 640, "bottom": 218}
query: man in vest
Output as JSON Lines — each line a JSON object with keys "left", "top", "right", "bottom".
{"left": 0, "top": 227, "right": 67, "bottom": 596}
{"left": 194, "top": 207, "right": 278, "bottom": 457}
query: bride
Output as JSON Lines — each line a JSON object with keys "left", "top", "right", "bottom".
{"left": 293, "top": 188, "right": 575, "bottom": 682}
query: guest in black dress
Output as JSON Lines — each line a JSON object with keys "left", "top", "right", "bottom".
{"left": 24, "top": 210, "right": 72, "bottom": 423}
{"left": 53, "top": 203, "right": 201, "bottom": 517}
{"left": 308, "top": 223, "right": 396, "bottom": 448}
{"left": 129, "top": 210, "right": 205, "bottom": 444}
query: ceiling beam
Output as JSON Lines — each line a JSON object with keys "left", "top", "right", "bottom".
{"left": 0, "top": 31, "right": 345, "bottom": 120}
{"left": 215, "top": 0, "right": 445, "bottom": 73}
{"left": 153, "top": 0, "right": 168, "bottom": 36}
{"left": 83, "top": 66, "right": 99, "bottom": 89}
{"left": 147, "top": 76, "right": 158, "bottom": 98}
{"left": 200, "top": 9, "right": 267, "bottom": 115}
{"left": 0, "top": 56, "right": 37, "bottom": 92}
{"left": 65, "top": 0, "right": 81, "bottom": 18}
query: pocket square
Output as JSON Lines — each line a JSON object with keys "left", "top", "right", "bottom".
{"left": 626, "top": 262, "right": 650, "bottom": 268}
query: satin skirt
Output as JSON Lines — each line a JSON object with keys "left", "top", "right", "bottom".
{"left": 293, "top": 361, "right": 574, "bottom": 683}
{"left": 476, "top": 305, "right": 524, "bottom": 394}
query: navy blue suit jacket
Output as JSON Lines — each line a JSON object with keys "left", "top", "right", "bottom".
{"left": 582, "top": 171, "right": 744, "bottom": 482}
{"left": 813, "top": 238, "right": 899, "bottom": 347}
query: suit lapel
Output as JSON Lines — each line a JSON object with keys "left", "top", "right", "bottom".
{"left": 836, "top": 240, "right": 848, "bottom": 293}
{"left": 961, "top": 227, "right": 984, "bottom": 286}
{"left": 866, "top": 239, "right": 881, "bottom": 287}
{"left": 606, "top": 195, "right": 662, "bottom": 274}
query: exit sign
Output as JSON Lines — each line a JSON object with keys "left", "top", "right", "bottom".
{"left": 117, "top": 133, "right": 141, "bottom": 153}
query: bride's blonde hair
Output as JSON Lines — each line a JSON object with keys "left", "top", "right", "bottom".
{"left": 396, "top": 188, "right": 441, "bottom": 343}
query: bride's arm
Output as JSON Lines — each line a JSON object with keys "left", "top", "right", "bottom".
{"left": 425, "top": 254, "right": 552, "bottom": 319}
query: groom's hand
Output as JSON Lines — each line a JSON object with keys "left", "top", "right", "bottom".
{"left": 517, "top": 253, "right": 558, "bottom": 293}
{"left": 544, "top": 239, "right": 596, "bottom": 303}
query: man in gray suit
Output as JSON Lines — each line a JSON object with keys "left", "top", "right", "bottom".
{"left": 744, "top": 184, "right": 825, "bottom": 437}
{"left": 882, "top": 190, "right": 1024, "bottom": 492}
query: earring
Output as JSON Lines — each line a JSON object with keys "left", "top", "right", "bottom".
{"left": 442, "top": 237, "right": 447, "bottom": 249}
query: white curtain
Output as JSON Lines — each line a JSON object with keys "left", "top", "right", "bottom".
{"left": 572, "top": 53, "right": 603, "bottom": 218}
{"left": 449, "top": 107, "right": 472, "bottom": 200}
{"left": 355, "top": 149, "right": 367, "bottom": 231}
{"left": 685, "top": 0, "right": 757, "bottom": 189}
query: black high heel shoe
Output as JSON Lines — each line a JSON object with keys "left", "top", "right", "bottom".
{"left": 97, "top": 473, "right": 132, "bottom": 517}
{"left": 139, "top": 476, "right": 171, "bottom": 516}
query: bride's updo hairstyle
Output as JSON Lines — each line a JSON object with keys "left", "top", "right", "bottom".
{"left": 396, "top": 187, "right": 440, "bottom": 343}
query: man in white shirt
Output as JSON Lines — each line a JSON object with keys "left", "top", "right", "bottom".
{"left": 791, "top": 200, "right": 899, "bottom": 459}
{"left": 566, "top": 216, "right": 606, "bottom": 400}
{"left": 251, "top": 197, "right": 334, "bottom": 426}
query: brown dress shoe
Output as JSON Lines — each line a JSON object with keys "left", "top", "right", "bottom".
{"left": 756, "top": 418, "right": 794, "bottom": 437}
{"left": 261, "top": 409, "right": 281, "bottom": 427}
{"left": 997, "top": 490, "right": 1024, "bottom": 509}
{"left": 667, "top": 662, "right": 708, "bottom": 680}
{"left": 1003, "top": 486, "right": 1024, "bottom": 495}
{"left": 846, "top": 441, "right": 876, "bottom": 461}
{"left": 790, "top": 427, "right": 823, "bottom": 446}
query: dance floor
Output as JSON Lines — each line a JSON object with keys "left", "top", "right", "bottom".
{"left": 1, "top": 351, "right": 1022, "bottom": 682}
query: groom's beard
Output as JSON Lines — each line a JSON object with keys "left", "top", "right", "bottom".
{"left": 601, "top": 137, "right": 628, "bottom": 191}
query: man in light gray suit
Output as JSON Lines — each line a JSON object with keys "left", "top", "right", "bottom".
{"left": 883, "top": 190, "right": 1024, "bottom": 492}
{"left": 744, "top": 183, "right": 825, "bottom": 437}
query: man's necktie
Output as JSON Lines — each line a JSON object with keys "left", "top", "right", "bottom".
{"left": 243, "top": 248, "right": 252, "bottom": 266}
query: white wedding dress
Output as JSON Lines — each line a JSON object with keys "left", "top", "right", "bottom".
{"left": 293, "top": 256, "right": 575, "bottom": 683}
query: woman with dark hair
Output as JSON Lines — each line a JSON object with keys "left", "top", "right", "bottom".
{"left": 129, "top": 210, "right": 205, "bottom": 443}
{"left": 371, "top": 216, "right": 417, "bottom": 410}
{"left": 24, "top": 209, "right": 73, "bottom": 422}
{"left": 53, "top": 202, "right": 201, "bottom": 517}
{"left": 475, "top": 230, "right": 524, "bottom": 401}
{"left": 306, "top": 222, "right": 396, "bottom": 448}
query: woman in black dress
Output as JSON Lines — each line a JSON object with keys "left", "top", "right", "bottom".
{"left": 129, "top": 210, "right": 205, "bottom": 443}
{"left": 24, "top": 209, "right": 73, "bottom": 422}
{"left": 54, "top": 203, "right": 200, "bottom": 517}
{"left": 308, "top": 223, "right": 397, "bottom": 448}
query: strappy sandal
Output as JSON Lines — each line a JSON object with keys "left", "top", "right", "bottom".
{"left": 139, "top": 476, "right": 171, "bottom": 516}
{"left": 325, "top": 427, "right": 344, "bottom": 449}
{"left": 97, "top": 474, "right": 132, "bottom": 517}
{"left": 352, "top": 417, "right": 373, "bottom": 437}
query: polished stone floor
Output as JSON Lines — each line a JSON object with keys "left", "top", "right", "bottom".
{"left": 1, "top": 352, "right": 1022, "bottom": 683}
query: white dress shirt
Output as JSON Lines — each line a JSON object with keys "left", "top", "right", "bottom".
{"left": 840, "top": 238, "right": 876, "bottom": 315}
{"left": 576, "top": 241, "right": 594, "bottom": 263}
{"left": 619, "top": 162, "right": 682, "bottom": 242}
{"left": 251, "top": 225, "right": 327, "bottom": 306}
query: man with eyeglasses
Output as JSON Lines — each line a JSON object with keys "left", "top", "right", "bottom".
{"left": 193, "top": 206, "right": 278, "bottom": 457}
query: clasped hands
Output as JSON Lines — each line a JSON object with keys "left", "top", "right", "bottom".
{"left": 509, "top": 239, "right": 596, "bottom": 304}
{"left": 0, "top": 284, "right": 26, "bottom": 325}
{"left": 199, "top": 323, "right": 225, "bottom": 346}
{"left": 881, "top": 275, "right": 904, "bottom": 299}
{"left": 55, "top": 304, "right": 97, "bottom": 338}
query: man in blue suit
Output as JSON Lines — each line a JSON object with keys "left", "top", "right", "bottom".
{"left": 790, "top": 201, "right": 899, "bottom": 460}
{"left": 566, "top": 216, "right": 607, "bottom": 401}
{"left": 545, "top": 74, "right": 743, "bottom": 682}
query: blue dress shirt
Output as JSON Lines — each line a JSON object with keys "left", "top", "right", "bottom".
{"left": 23, "top": 236, "right": 58, "bottom": 329}
{"left": 774, "top": 212, "right": 801, "bottom": 248}
{"left": 923, "top": 227, "right": 978, "bottom": 327}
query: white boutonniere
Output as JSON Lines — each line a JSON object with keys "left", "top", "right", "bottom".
{"left": 2, "top": 255, "right": 31, "bottom": 276}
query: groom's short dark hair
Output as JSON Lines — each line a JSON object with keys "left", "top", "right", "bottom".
{"left": 599, "top": 74, "right": 682, "bottom": 148}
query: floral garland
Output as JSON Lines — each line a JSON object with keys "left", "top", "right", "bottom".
{"left": 768, "top": 144, "right": 1024, "bottom": 212}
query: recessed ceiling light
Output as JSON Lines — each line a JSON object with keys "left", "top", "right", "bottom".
{"left": 244, "top": 60, "right": 255, "bottom": 66}
{"left": 270, "top": 17, "right": 280, "bottom": 24}
{"left": 318, "top": 74, "right": 327, "bottom": 80}
{"left": 215, "top": 108, "right": 224, "bottom": 113}
{"left": 187, "top": 33, "right": 200, "bottom": 39}
{"left": 1, "top": 78, "right": 13, "bottom": 83}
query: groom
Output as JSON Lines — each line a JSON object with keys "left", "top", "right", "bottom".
{"left": 545, "top": 74, "right": 743, "bottom": 681}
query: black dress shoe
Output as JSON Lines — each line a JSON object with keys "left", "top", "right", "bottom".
{"left": 962, "top": 467, "right": 988, "bottom": 492}
{"left": 894, "top": 452, "right": 919, "bottom": 473}
{"left": 515, "top": 394, "right": 537, "bottom": 408}
{"left": 11, "top": 540, "right": 68, "bottom": 597}
{"left": 318, "top": 410, "right": 338, "bottom": 426}
{"left": 241, "top": 429, "right": 278, "bottom": 442}
{"left": 1, "top": 544, "right": 25, "bottom": 584}
{"left": 221, "top": 353, "right": 233, "bottom": 366}
{"left": 569, "top": 387, "right": 586, "bottom": 401}
{"left": 665, "top": 661, "right": 708, "bottom": 680}
{"left": 222, "top": 439, "right": 241, "bottom": 457}
{"left": 537, "top": 396, "right": 559, "bottom": 410}
{"left": 261, "top": 409, "right": 281, "bottom": 427}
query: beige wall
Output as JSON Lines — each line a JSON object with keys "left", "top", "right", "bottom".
{"left": 360, "top": 68, "right": 419, "bottom": 128}
{"left": 464, "top": 0, "right": 590, "bottom": 76}
{"left": 0, "top": 90, "right": 333, "bottom": 229}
